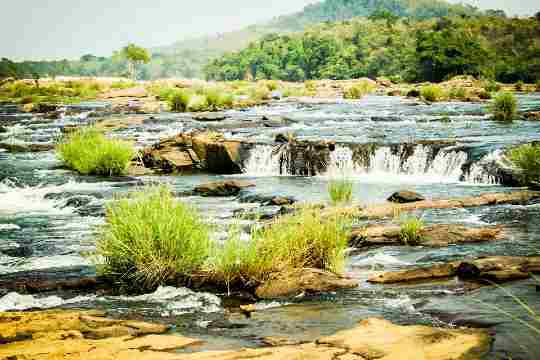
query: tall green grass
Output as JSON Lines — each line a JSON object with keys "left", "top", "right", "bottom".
{"left": 509, "top": 143, "right": 540, "bottom": 187}
{"left": 491, "top": 92, "right": 518, "bottom": 121}
{"left": 96, "top": 186, "right": 212, "bottom": 288}
{"left": 328, "top": 179, "right": 353, "bottom": 205}
{"left": 399, "top": 215, "right": 425, "bottom": 245}
{"left": 420, "top": 85, "right": 444, "bottom": 102}
{"left": 56, "top": 127, "right": 134, "bottom": 176}
{"left": 343, "top": 80, "right": 376, "bottom": 99}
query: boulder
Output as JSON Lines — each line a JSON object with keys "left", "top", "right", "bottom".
{"left": 318, "top": 317, "right": 491, "bottom": 360}
{"left": 194, "top": 180, "right": 255, "bottom": 197}
{"left": 351, "top": 224, "right": 504, "bottom": 248}
{"left": 522, "top": 111, "right": 540, "bottom": 121}
{"left": 387, "top": 190, "right": 425, "bottom": 204}
{"left": 193, "top": 112, "right": 229, "bottom": 122}
{"left": 255, "top": 268, "right": 357, "bottom": 299}
{"left": 368, "top": 256, "right": 540, "bottom": 284}
{"left": 376, "top": 77, "right": 393, "bottom": 87}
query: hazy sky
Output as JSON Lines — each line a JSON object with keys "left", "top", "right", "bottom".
{"left": 1, "top": 0, "right": 538, "bottom": 61}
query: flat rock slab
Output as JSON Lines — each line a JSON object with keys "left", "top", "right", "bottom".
{"left": 387, "top": 190, "right": 425, "bottom": 204}
{"left": 0, "top": 142, "right": 54, "bottom": 153}
{"left": 0, "top": 311, "right": 491, "bottom": 360}
{"left": 368, "top": 256, "right": 540, "bottom": 284}
{"left": 195, "top": 180, "right": 255, "bottom": 197}
{"left": 351, "top": 224, "right": 504, "bottom": 248}
{"left": 193, "top": 112, "right": 229, "bottom": 121}
{"left": 255, "top": 268, "right": 358, "bottom": 299}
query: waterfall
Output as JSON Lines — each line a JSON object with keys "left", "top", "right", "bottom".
{"left": 242, "top": 144, "right": 496, "bottom": 184}
{"left": 463, "top": 150, "right": 502, "bottom": 185}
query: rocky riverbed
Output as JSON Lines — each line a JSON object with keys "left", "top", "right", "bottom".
{"left": 1, "top": 91, "right": 540, "bottom": 359}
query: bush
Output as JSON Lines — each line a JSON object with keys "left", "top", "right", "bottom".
{"left": 484, "top": 81, "right": 501, "bottom": 93}
{"left": 187, "top": 94, "right": 209, "bottom": 111}
{"left": 328, "top": 179, "right": 353, "bottom": 205}
{"left": 490, "top": 92, "right": 518, "bottom": 121}
{"left": 167, "top": 89, "right": 191, "bottom": 112}
{"left": 205, "top": 87, "right": 234, "bottom": 110}
{"left": 343, "top": 80, "right": 375, "bottom": 99}
{"left": 509, "top": 143, "right": 540, "bottom": 187}
{"left": 420, "top": 85, "right": 444, "bottom": 102}
{"left": 97, "top": 186, "right": 212, "bottom": 288}
{"left": 210, "top": 207, "right": 352, "bottom": 286}
{"left": 399, "top": 216, "right": 425, "bottom": 245}
{"left": 56, "top": 127, "right": 134, "bottom": 176}
{"left": 448, "top": 87, "right": 467, "bottom": 100}
{"left": 515, "top": 80, "right": 524, "bottom": 91}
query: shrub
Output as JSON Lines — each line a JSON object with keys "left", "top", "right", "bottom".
{"left": 167, "top": 89, "right": 191, "bottom": 112}
{"left": 509, "top": 143, "right": 540, "bottom": 187}
{"left": 209, "top": 207, "right": 352, "bottom": 285}
{"left": 249, "top": 85, "right": 271, "bottom": 101}
{"left": 490, "top": 92, "right": 518, "bottom": 121}
{"left": 56, "top": 127, "right": 134, "bottom": 176}
{"left": 484, "top": 81, "right": 501, "bottom": 93}
{"left": 448, "top": 87, "right": 467, "bottom": 100}
{"left": 97, "top": 186, "right": 212, "bottom": 288}
{"left": 205, "top": 87, "right": 234, "bottom": 110}
{"left": 515, "top": 80, "right": 524, "bottom": 91}
{"left": 187, "top": 94, "right": 209, "bottom": 111}
{"left": 420, "top": 85, "right": 444, "bottom": 102}
{"left": 399, "top": 216, "right": 425, "bottom": 245}
{"left": 343, "top": 80, "right": 376, "bottom": 99}
{"left": 328, "top": 179, "right": 353, "bottom": 205}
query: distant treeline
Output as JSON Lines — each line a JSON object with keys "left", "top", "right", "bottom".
{"left": 204, "top": 14, "right": 540, "bottom": 83}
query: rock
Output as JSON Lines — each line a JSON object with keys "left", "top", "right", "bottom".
{"left": 522, "top": 111, "right": 540, "bottom": 121}
{"left": 406, "top": 89, "right": 421, "bottom": 97}
{"left": 387, "top": 190, "right": 425, "bottom": 204}
{"left": 387, "top": 89, "right": 402, "bottom": 96}
{"left": 61, "top": 125, "right": 80, "bottom": 134}
{"left": 255, "top": 268, "right": 357, "bottom": 299}
{"left": 193, "top": 112, "right": 229, "bottom": 122}
{"left": 376, "top": 77, "right": 393, "bottom": 87}
{"left": 33, "top": 103, "right": 60, "bottom": 114}
{"left": 142, "top": 132, "right": 252, "bottom": 174}
{"left": 194, "top": 180, "right": 255, "bottom": 197}
{"left": 369, "top": 256, "right": 540, "bottom": 284}
{"left": 236, "top": 192, "right": 296, "bottom": 206}
{"left": 318, "top": 317, "right": 491, "bottom": 360}
{"left": 0, "top": 126, "right": 7, "bottom": 133}
{"left": 0, "top": 142, "right": 55, "bottom": 153}
{"left": 1, "top": 245, "right": 33, "bottom": 258}
{"left": 101, "top": 87, "right": 148, "bottom": 99}
{"left": 351, "top": 224, "right": 504, "bottom": 248}
{"left": 262, "top": 115, "right": 293, "bottom": 128}
{"left": 271, "top": 90, "right": 283, "bottom": 100}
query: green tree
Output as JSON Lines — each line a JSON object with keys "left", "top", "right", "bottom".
{"left": 121, "top": 44, "right": 151, "bottom": 79}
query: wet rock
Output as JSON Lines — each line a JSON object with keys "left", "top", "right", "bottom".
{"left": 368, "top": 256, "right": 540, "bottom": 285}
{"left": 0, "top": 142, "right": 55, "bottom": 153}
{"left": 194, "top": 180, "right": 255, "bottom": 197}
{"left": 193, "top": 112, "right": 229, "bottom": 122}
{"left": 33, "top": 103, "right": 60, "bottom": 114}
{"left": 262, "top": 115, "right": 293, "bottom": 128}
{"left": 271, "top": 90, "right": 283, "bottom": 100}
{"left": 521, "top": 111, "right": 540, "bottom": 121}
{"left": 407, "top": 89, "right": 421, "bottom": 97}
{"left": 387, "top": 190, "right": 425, "bottom": 204}
{"left": 60, "top": 124, "right": 80, "bottom": 134}
{"left": 0, "top": 245, "right": 33, "bottom": 258}
{"left": 351, "top": 224, "right": 504, "bottom": 248}
{"left": 142, "top": 132, "right": 252, "bottom": 174}
{"left": 236, "top": 191, "right": 296, "bottom": 206}
{"left": 0, "top": 126, "right": 7, "bottom": 133}
{"left": 63, "top": 196, "right": 94, "bottom": 209}
{"left": 255, "top": 268, "right": 357, "bottom": 299}
{"left": 318, "top": 317, "right": 491, "bottom": 360}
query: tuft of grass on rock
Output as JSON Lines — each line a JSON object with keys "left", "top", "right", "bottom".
{"left": 56, "top": 127, "right": 134, "bottom": 176}
{"left": 167, "top": 89, "right": 191, "bottom": 112}
{"left": 343, "top": 80, "right": 375, "bottom": 99}
{"left": 490, "top": 92, "right": 518, "bottom": 122}
{"left": 399, "top": 215, "right": 425, "bottom": 246}
{"left": 420, "top": 85, "right": 444, "bottom": 102}
{"left": 96, "top": 186, "right": 212, "bottom": 289}
{"left": 328, "top": 179, "right": 353, "bottom": 205}
{"left": 515, "top": 80, "right": 524, "bottom": 92}
{"left": 509, "top": 143, "right": 540, "bottom": 187}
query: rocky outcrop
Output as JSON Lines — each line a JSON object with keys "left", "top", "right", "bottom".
{"left": 101, "top": 87, "right": 148, "bottom": 99}
{"left": 351, "top": 224, "right": 504, "bottom": 248}
{"left": 194, "top": 180, "right": 255, "bottom": 197}
{"left": 387, "top": 190, "right": 425, "bottom": 204}
{"left": 142, "top": 132, "right": 252, "bottom": 174}
{"left": 368, "top": 256, "right": 540, "bottom": 284}
{"left": 255, "top": 268, "right": 357, "bottom": 299}
{"left": 522, "top": 111, "right": 540, "bottom": 121}
{"left": 0, "top": 142, "right": 55, "bottom": 152}
{"left": 358, "top": 191, "right": 540, "bottom": 219}
{"left": 0, "top": 310, "right": 491, "bottom": 360}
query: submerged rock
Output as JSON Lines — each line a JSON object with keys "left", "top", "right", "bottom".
{"left": 193, "top": 112, "right": 229, "bottom": 122}
{"left": 387, "top": 190, "right": 425, "bottom": 204}
{"left": 368, "top": 256, "right": 540, "bottom": 284}
{"left": 0, "top": 142, "right": 54, "bottom": 153}
{"left": 351, "top": 224, "right": 504, "bottom": 248}
{"left": 194, "top": 180, "right": 255, "bottom": 197}
{"left": 255, "top": 268, "right": 357, "bottom": 299}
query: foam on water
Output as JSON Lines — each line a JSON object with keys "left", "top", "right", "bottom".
{"left": 353, "top": 253, "right": 411, "bottom": 268}
{"left": 0, "top": 292, "right": 96, "bottom": 311}
{"left": 0, "top": 224, "right": 20, "bottom": 231}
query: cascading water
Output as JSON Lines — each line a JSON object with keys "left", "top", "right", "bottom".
{"left": 243, "top": 144, "right": 496, "bottom": 184}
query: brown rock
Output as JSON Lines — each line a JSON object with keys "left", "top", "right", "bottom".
{"left": 387, "top": 190, "right": 425, "bottom": 204}
{"left": 0, "top": 142, "right": 55, "bottom": 153}
{"left": 368, "top": 263, "right": 459, "bottom": 284}
{"left": 194, "top": 180, "right": 255, "bottom": 197}
{"left": 255, "top": 268, "right": 358, "bottom": 299}
{"left": 318, "top": 317, "right": 491, "bottom": 360}
{"left": 101, "top": 87, "right": 148, "bottom": 99}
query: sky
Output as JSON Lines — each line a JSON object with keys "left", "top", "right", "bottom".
{"left": 1, "top": 0, "right": 538, "bottom": 61}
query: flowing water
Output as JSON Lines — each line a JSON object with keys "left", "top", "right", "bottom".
{"left": 1, "top": 95, "right": 540, "bottom": 358}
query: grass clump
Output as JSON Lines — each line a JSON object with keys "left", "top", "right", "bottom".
{"left": 110, "top": 81, "right": 137, "bottom": 90}
{"left": 536, "top": 80, "right": 540, "bottom": 92}
{"left": 56, "top": 127, "right": 134, "bottom": 176}
{"left": 490, "top": 92, "right": 518, "bottom": 121}
{"left": 328, "top": 179, "right": 353, "bottom": 205}
{"left": 515, "top": 80, "right": 524, "bottom": 91}
{"left": 167, "top": 89, "right": 191, "bottom": 112}
{"left": 420, "top": 84, "right": 444, "bottom": 102}
{"left": 210, "top": 207, "right": 352, "bottom": 287}
{"left": 343, "top": 80, "right": 376, "bottom": 99}
{"left": 97, "top": 186, "right": 212, "bottom": 288}
{"left": 448, "top": 87, "right": 467, "bottom": 100}
{"left": 399, "top": 215, "right": 425, "bottom": 245}
{"left": 509, "top": 143, "right": 540, "bottom": 187}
